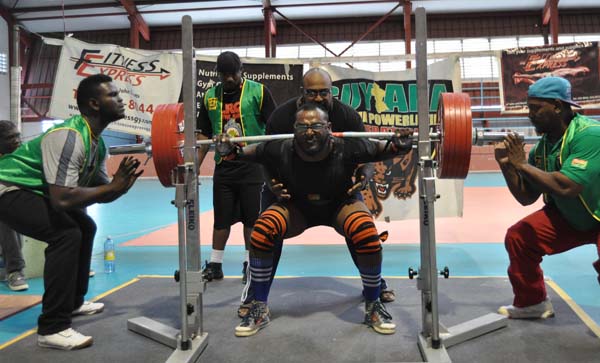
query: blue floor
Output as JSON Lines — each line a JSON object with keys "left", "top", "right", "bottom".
{"left": 1, "top": 174, "right": 599, "bottom": 346}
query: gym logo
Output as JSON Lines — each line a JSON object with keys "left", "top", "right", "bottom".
{"left": 361, "top": 150, "right": 418, "bottom": 218}
{"left": 207, "top": 98, "right": 218, "bottom": 111}
{"left": 72, "top": 48, "right": 172, "bottom": 86}
{"left": 332, "top": 79, "right": 452, "bottom": 128}
{"left": 571, "top": 158, "right": 588, "bottom": 170}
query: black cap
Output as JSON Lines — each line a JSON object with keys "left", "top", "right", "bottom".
{"left": 216, "top": 51, "right": 242, "bottom": 73}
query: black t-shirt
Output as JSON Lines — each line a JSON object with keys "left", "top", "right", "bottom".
{"left": 255, "top": 138, "right": 377, "bottom": 206}
{"left": 265, "top": 97, "right": 365, "bottom": 135}
{"left": 197, "top": 80, "right": 276, "bottom": 182}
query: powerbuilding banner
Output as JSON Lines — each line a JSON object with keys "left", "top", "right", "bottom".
{"left": 320, "top": 58, "right": 464, "bottom": 221}
{"left": 195, "top": 57, "right": 304, "bottom": 120}
{"left": 49, "top": 37, "right": 183, "bottom": 136}
{"left": 500, "top": 42, "right": 600, "bottom": 113}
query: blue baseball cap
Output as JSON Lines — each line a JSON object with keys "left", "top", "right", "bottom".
{"left": 527, "top": 76, "right": 581, "bottom": 108}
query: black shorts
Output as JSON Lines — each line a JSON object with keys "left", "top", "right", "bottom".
{"left": 295, "top": 196, "right": 359, "bottom": 228}
{"left": 213, "top": 169, "right": 263, "bottom": 229}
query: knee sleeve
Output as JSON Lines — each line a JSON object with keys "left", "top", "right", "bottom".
{"left": 343, "top": 211, "right": 381, "bottom": 254}
{"left": 250, "top": 209, "right": 287, "bottom": 253}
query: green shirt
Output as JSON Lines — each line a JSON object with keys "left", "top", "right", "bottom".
{"left": 0, "top": 115, "right": 107, "bottom": 196}
{"left": 528, "top": 113, "right": 600, "bottom": 231}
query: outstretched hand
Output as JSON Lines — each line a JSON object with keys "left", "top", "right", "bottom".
{"left": 112, "top": 156, "right": 143, "bottom": 192}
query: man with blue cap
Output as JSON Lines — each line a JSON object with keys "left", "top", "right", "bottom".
{"left": 494, "top": 76, "right": 600, "bottom": 319}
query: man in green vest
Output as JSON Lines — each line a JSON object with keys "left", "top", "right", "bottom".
{"left": 0, "top": 74, "right": 143, "bottom": 350}
{"left": 495, "top": 76, "right": 600, "bottom": 319}
{"left": 197, "top": 51, "right": 276, "bottom": 283}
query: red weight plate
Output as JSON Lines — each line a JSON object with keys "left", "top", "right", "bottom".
{"left": 442, "top": 93, "right": 457, "bottom": 177}
{"left": 151, "top": 103, "right": 185, "bottom": 187}
{"left": 453, "top": 94, "right": 473, "bottom": 179}
{"left": 447, "top": 93, "right": 463, "bottom": 178}
{"left": 437, "top": 93, "right": 473, "bottom": 179}
{"left": 437, "top": 93, "right": 456, "bottom": 178}
{"left": 451, "top": 93, "right": 471, "bottom": 179}
{"left": 434, "top": 95, "right": 446, "bottom": 175}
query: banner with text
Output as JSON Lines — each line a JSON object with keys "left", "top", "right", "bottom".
{"left": 195, "top": 57, "right": 303, "bottom": 119}
{"left": 49, "top": 37, "right": 183, "bottom": 136}
{"left": 320, "top": 58, "right": 464, "bottom": 221}
{"left": 500, "top": 42, "right": 600, "bottom": 113}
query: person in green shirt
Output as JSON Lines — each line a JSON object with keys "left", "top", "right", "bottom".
{"left": 494, "top": 76, "right": 600, "bottom": 319}
{"left": 0, "top": 74, "right": 142, "bottom": 350}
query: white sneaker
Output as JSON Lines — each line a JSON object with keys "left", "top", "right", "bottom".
{"left": 72, "top": 301, "right": 104, "bottom": 316}
{"left": 498, "top": 297, "right": 554, "bottom": 319}
{"left": 38, "top": 328, "right": 93, "bottom": 350}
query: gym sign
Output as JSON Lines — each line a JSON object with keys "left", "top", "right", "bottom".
{"left": 50, "top": 37, "right": 183, "bottom": 136}
{"left": 331, "top": 79, "right": 453, "bottom": 131}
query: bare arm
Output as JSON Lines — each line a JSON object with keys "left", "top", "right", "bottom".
{"left": 499, "top": 132, "right": 583, "bottom": 204}
{"left": 514, "top": 164, "right": 583, "bottom": 198}
{"left": 48, "top": 156, "right": 142, "bottom": 211}
{"left": 495, "top": 143, "right": 540, "bottom": 205}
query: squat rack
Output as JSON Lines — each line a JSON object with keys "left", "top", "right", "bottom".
{"left": 123, "top": 9, "right": 508, "bottom": 363}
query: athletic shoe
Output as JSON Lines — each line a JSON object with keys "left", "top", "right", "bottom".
{"left": 237, "top": 301, "right": 253, "bottom": 318}
{"left": 361, "top": 279, "right": 395, "bottom": 303}
{"left": 364, "top": 299, "right": 396, "bottom": 335}
{"left": 38, "top": 328, "right": 93, "bottom": 350}
{"left": 498, "top": 297, "right": 554, "bottom": 319}
{"left": 242, "top": 261, "right": 248, "bottom": 285}
{"left": 72, "top": 301, "right": 105, "bottom": 316}
{"left": 89, "top": 269, "right": 95, "bottom": 277}
{"left": 235, "top": 301, "right": 270, "bottom": 337}
{"left": 7, "top": 270, "right": 29, "bottom": 291}
{"left": 201, "top": 260, "right": 223, "bottom": 281}
{"left": 380, "top": 278, "right": 395, "bottom": 303}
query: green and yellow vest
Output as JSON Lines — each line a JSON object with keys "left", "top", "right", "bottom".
{"left": 204, "top": 79, "right": 265, "bottom": 163}
{"left": 0, "top": 115, "right": 106, "bottom": 196}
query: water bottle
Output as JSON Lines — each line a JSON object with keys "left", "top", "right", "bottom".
{"left": 104, "top": 236, "right": 115, "bottom": 273}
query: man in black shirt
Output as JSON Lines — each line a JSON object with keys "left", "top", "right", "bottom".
{"left": 238, "top": 68, "right": 394, "bottom": 318}
{"left": 197, "top": 52, "right": 276, "bottom": 283}
{"left": 216, "top": 103, "right": 412, "bottom": 337}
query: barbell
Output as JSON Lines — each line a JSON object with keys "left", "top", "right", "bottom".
{"left": 108, "top": 93, "right": 538, "bottom": 187}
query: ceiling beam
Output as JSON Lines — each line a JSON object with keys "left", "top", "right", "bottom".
{"left": 8, "top": 2, "right": 119, "bottom": 13}
{"left": 120, "top": 0, "right": 150, "bottom": 42}
{"left": 403, "top": 1, "right": 412, "bottom": 69}
{"left": 263, "top": 0, "right": 276, "bottom": 57}
{"left": 542, "top": 0, "right": 559, "bottom": 44}
{"left": 337, "top": 1, "right": 402, "bottom": 57}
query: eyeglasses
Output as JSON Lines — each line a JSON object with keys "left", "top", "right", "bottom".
{"left": 294, "top": 123, "right": 327, "bottom": 132}
{"left": 303, "top": 88, "right": 331, "bottom": 98}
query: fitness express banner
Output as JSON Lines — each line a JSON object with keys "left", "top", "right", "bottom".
{"left": 195, "top": 57, "right": 303, "bottom": 119}
{"left": 49, "top": 37, "right": 183, "bottom": 136}
{"left": 320, "top": 58, "right": 464, "bottom": 221}
{"left": 500, "top": 41, "right": 600, "bottom": 112}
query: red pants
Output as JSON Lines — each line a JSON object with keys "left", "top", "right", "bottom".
{"left": 505, "top": 205, "right": 599, "bottom": 307}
